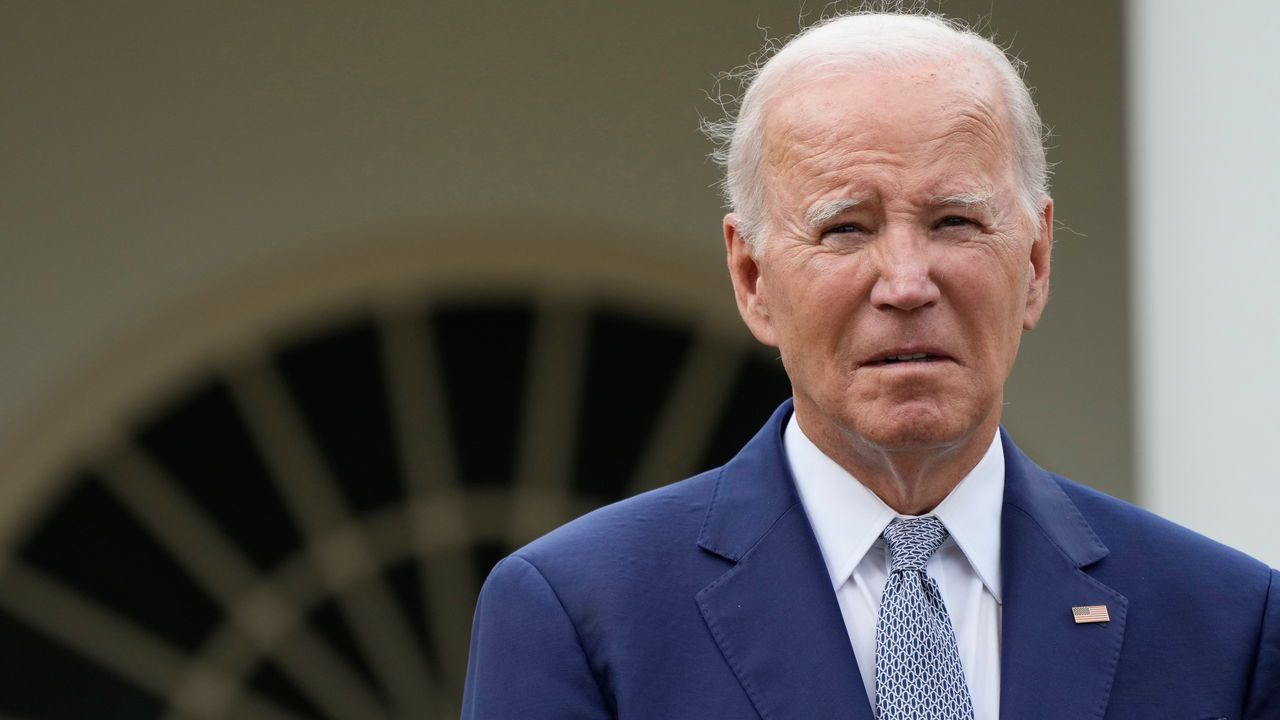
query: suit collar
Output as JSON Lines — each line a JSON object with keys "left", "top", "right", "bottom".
{"left": 696, "top": 399, "right": 803, "bottom": 563}
{"left": 999, "top": 426, "right": 1109, "bottom": 568}
{"left": 696, "top": 399, "right": 874, "bottom": 719}
{"left": 998, "top": 428, "right": 1127, "bottom": 719}
{"left": 697, "top": 410, "right": 1113, "bottom": 571}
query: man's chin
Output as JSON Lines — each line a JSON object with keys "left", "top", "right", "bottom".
{"left": 854, "top": 427, "right": 960, "bottom": 454}
{"left": 841, "top": 406, "right": 972, "bottom": 454}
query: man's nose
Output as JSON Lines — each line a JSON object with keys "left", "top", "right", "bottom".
{"left": 868, "top": 231, "right": 941, "bottom": 311}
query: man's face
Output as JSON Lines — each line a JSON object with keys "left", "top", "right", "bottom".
{"left": 726, "top": 58, "right": 1052, "bottom": 457}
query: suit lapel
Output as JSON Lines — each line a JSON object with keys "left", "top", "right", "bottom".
{"left": 696, "top": 401, "right": 872, "bottom": 720}
{"left": 999, "top": 429, "right": 1128, "bottom": 719}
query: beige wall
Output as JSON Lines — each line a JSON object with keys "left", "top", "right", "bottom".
{"left": 0, "top": 2, "right": 1130, "bottom": 496}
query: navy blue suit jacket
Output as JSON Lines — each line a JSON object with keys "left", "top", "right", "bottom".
{"left": 462, "top": 402, "right": 1279, "bottom": 718}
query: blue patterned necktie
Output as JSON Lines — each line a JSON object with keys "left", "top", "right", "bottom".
{"left": 874, "top": 516, "right": 975, "bottom": 720}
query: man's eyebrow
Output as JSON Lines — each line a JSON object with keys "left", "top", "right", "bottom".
{"left": 804, "top": 198, "right": 863, "bottom": 228}
{"left": 930, "top": 191, "right": 996, "bottom": 213}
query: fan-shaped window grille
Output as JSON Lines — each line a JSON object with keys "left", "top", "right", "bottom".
{"left": 0, "top": 293, "right": 789, "bottom": 719}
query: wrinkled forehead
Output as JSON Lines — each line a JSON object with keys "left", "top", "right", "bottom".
{"left": 760, "top": 56, "right": 1018, "bottom": 186}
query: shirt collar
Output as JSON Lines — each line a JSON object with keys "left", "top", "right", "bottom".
{"left": 785, "top": 414, "right": 1005, "bottom": 602}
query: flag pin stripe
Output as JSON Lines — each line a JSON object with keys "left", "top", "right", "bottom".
{"left": 1071, "top": 604, "right": 1110, "bottom": 624}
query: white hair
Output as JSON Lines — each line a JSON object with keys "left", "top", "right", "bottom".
{"left": 704, "top": 11, "right": 1051, "bottom": 251}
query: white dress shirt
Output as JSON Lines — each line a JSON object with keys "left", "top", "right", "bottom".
{"left": 785, "top": 415, "right": 1004, "bottom": 720}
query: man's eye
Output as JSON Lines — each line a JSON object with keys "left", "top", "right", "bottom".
{"left": 937, "top": 216, "right": 976, "bottom": 229}
{"left": 825, "top": 223, "right": 865, "bottom": 235}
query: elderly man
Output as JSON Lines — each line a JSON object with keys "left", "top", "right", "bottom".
{"left": 462, "top": 12, "right": 1278, "bottom": 719}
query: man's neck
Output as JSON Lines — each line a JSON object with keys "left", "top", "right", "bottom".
{"left": 793, "top": 410, "right": 1000, "bottom": 515}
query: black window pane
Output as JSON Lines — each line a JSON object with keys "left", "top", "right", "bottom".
{"left": 697, "top": 355, "right": 792, "bottom": 470}
{"left": 246, "top": 658, "right": 332, "bottom": 720}
{"left": 0, "top": 604, "right": 164, "bottom": 719}
{"left": 136, "top": 380, "right": 304, "bottom": 571}
{"left": 306, "top": 599, "right": 387, "bottom": 705}
{"left": 385, "top": 559, "right": 436, "bottom": 676}
{"left": 19, "top": 472, "right": 223, "bottom": 653}
{"left": 571, "top": 309, "right": 692, "bottom": 501}
{"left": 274, "top": 320, "right": 405, "bottom": 516}
{"left": 433, "top": 301, "right": 533, "bottom": 489}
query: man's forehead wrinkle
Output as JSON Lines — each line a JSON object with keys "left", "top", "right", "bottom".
{"left": 767, "top": 103, "right": 907, "bottom": 177}
{"left": 941, "top": 102, "right": 1013, "bottom": 161}
{"left": 764, "top": 128, "right": 895, "bottom": 211}
{"left": 756, "top": 59, "right": 1022, "bottom": 235}
{"left": 761, "top": 134, "right": 852, "bottom": 223}
{"left": 763, "top": 105, "right": 878, "bottom": 172}
{"left": 768, "top": 93, "right": 1010, "bottom": 172}
{"left": 915, "top": 103, "right": 1018, "bottom": 194}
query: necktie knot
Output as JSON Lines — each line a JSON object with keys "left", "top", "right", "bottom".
{"left": 882, "top": 515, "right": 948, "bottom": 573}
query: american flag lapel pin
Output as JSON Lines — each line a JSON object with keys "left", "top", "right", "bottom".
{"left": 1072, "top": 604, "right": 1110, "bottom": 624}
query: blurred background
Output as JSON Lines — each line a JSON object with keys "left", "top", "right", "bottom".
{"left": 0, "top": 1, "right": 1275, "bottom": 718}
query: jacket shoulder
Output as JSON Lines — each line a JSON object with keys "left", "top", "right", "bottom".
{"left": 1051, "top": 473, "right": 1272, "bottom": 583}
{"left": 510, "top": 468, "right": 723, "bottom": 582}
{"left": 1040, "top": 474, "right": 1280, "bottom": 716}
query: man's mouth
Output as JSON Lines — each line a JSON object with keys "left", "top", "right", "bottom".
{"left": 866, "top": 351, "right": 951, "bottom": 366}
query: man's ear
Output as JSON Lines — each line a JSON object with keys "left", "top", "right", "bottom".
{"left": 1023, "top": 198, "right": 1053, "bottom": 330}
{"left": 724, "top": 214, "right": 779, "bottom": 347}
